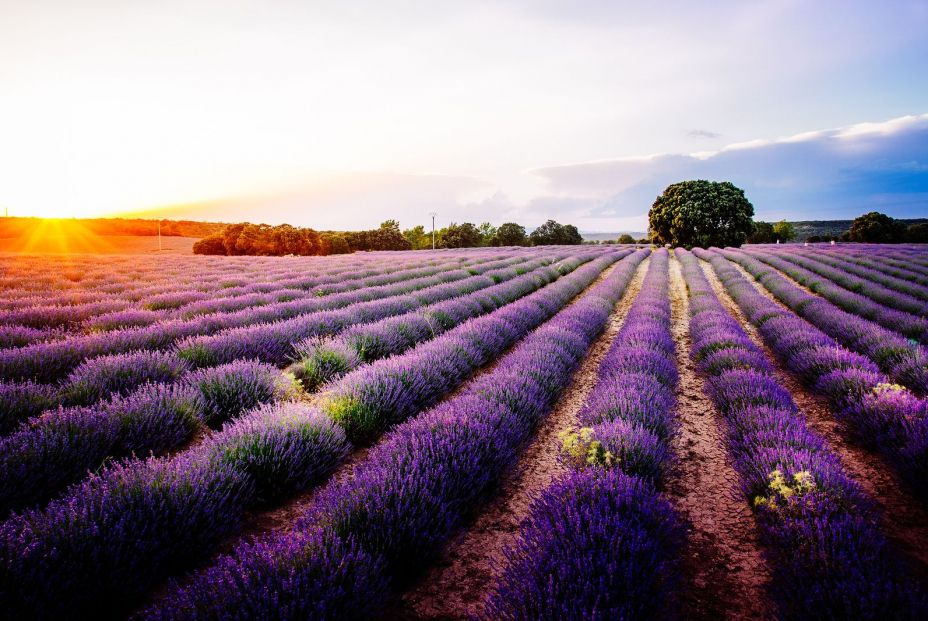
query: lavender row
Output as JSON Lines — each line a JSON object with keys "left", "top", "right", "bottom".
{"left": 722, "top": 249, "right": 928, "bottom": 392}
{"left": 0, "top": 255, "right": 524, "bottom": 350}
{"left": 0, "top": 256, "right": 564, "bottom": 429}
{"left": 0, "top": 360, "right": 297, "bottom": 516}
{"left": 140, "top": 246, "right": 649, "bottom": 620}
{"left": 698, "top": 249, "right": 928, "bottom": 497}
{"left": 98, "top": 253, "right": 529, "bottom": 329}
{"left": 316, "top": 251, "right": 645, "bottom": 444}
{"left": 750, "top": 248, "right": 927, "bottom": 316}
{"left": 679, "top": 249, "right": 921, "bottom": 619}
{"left": 0, "top": 399, "right": 349, "bottom": 619}
{"left": 0, "top": 249, "right": 510, "bottom": 303}
{"left": 791, "top": 248, "right": 928, "bottom": 302}
{"left": 0, "top": 255, "right": 590, "bottom": 513}
{"left": 0, "top": 250, "right": 642, "bottom": 619}
{"left": 485, "top": 249, "right": 684, "bottom": 620}
{"left": 175, "top": 254, "right": 591, "bottom": 369}
{"left": 0, "top": 254, "right": 432, "bottom": 322}
{"left": 746, "top": 249, "right": 928, "bottom": 342}
{"left": 0, "top": 267, "right": 475, "bottom": 381}
{"left": 833, "top": 248, "right": 928, "bottom": 286}
{"left": 0, "top": 253, "right": 513, "bottom": 335}
{"left": 0, "top": 256, "right": 548, "bottom": 382}
{"left": 3, "top": 248, "right": 577, "bottom": 308}
{"left": 286, "top": 252, "right": 608, "bottom": 391}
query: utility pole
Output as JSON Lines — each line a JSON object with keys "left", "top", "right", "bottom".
{"left": 429, "top": 212, "right": 437, "bottom": 250}
{"left": 158, "top": 221, "right": 162, "bottom": 251}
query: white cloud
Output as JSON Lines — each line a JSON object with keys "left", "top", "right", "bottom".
{"left": 526, "top": 113, "right": 928, "bottom": 224}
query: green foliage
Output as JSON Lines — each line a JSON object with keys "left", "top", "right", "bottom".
{"left": 438, "top": 222, "right": 483, "bottom": 248}
{"left": 648, "top": 180, "right": 754, "bottom": 248}
{"left": 320, "top": 233, "right": 350, "bottom": 255}
{"left": 322, "top": 395, "right": 378, "bottom": 444}
{"left": 194, "top": 223, "right": 323, "bottom": 256}
{"left": 402, "top": 225, "right": 432, "bottom": 250}
{"left": 193, "top": 219, "right": 422, "bottom": 256}
{"left": 493, "top": 222, "right": 529, "bottom": 246}
{"left": 191, "top": 235, "right": 226, "bottom": 255}
{"left": 905, "top": 222, "right": 928, "bottom": 243}
{"left": 529, "top": 219, "right": 583, "bottom": 246}
{"left": 289, "top": 346, "right": 356, "bottom": 392}
{"left": 772, "top": 219, "right": 796, "bottom": 242}
{"left": 341, "top": 221, "right": 412, "bottom": 252}
{"left": 847, "top": 211, "right": 906, "bottom": 243}
{"left": 616, "top": 233, "right": 636, "bottom": 244}
{"left": 477, "top": 222, "right": 497, "bottom": 247}
{"left": 747, "top": 221, "right": 774, "bottom": 244}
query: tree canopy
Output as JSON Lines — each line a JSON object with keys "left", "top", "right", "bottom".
{"left": 905, "top": 222, "right": 928, "bottom": 243}
{"left": 773, "top": 220, "right": 796, "bottom": 242}
{"left": 648, "top": 180, "right": 754, "bottom": 248}
{"left": 846, "top": 212, "right": 907, "bottom": 243}
{"left": 438, "top": 222, "right": 483, "bottom": 249}
{"left": 493, "top": 222, "right": 529, "bottom": 246}
{"left": 529, "top": 220, "right": 583, "bottom": 246}
{"left": 747, "top": 221, "right": 775, "bottom": 244}
{"left": 193, "top": 220, "right": 411, "bottom": 256}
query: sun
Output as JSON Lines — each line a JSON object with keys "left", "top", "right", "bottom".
{"left": 4, "top": 219, "right": 117, "bottom": 254}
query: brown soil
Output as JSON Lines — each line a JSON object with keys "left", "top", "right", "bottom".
{"left": 391, "top": 255, "right": 651, "bottom": 620}
{"left": 666, "top": 254, "right": 776, "bottom": 620}
{"left": 704, "top": 255, "right": 928, "bottom": 584}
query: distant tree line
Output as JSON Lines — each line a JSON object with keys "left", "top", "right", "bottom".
{"left": 192, "top": 221, "right": 411, "bottom": 256}
{"left": 193, "top": 218, "right": 586, "bottom": 255}
{"left": 747, "top": 220, "right": 796, "bottom": 244}
{"left": 749, "top": 212, "right": 928, "bottom": 244}
{"left": 840, "top": 212, "right": 928, "bottom": 244}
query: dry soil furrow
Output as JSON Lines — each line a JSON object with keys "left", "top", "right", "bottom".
{"left": 392, "top": 255, "right": 651, "bottom": 621}
{"left": 666, "top": 253, "right": 775, "bottom": 621}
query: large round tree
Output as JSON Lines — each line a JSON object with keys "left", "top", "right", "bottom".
{"left": 648, "top": 180, "right": 754, "bottom": 248}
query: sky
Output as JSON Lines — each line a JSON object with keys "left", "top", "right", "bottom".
{"left": 1, "top": 0, "right": 927, "bottom": 232}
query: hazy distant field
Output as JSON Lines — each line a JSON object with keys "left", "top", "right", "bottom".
{"left": 0, "top": 235, "right": 197, "bottom": 255}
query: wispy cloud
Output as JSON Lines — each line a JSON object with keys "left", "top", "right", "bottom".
{"left": 688, "top": 129, "right": 721, "bottom": 139}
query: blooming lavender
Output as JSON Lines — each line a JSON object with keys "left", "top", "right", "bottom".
{"left": 679, "top": 248, "right": 922, "bottom": 619}
{"left": 723, "top": 248, "right": 928, "bottom": 392}
{"left": 142, "top": 249, "right": 647, "bottom": 619}
{"left": 485, "top": 249, "right": 684, "bottom": 619}
{"left": 700, "top": 247, "right": 928, "bottom": 497}
{"left": 60, "top": 349, "right": 190, "bottom": 405}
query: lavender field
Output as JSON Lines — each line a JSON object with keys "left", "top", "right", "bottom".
{"left": 1, "top": 244, "right": 927, "bottom": 620}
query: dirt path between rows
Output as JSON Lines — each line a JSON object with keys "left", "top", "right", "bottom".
{"left": 704, "top": 254, "right": 928, "bottom": 585}
{"left": 666, "top": 254, "right": 776, "bottom": 620}
{"left": 392, "top": 255, "right": 651, "bottom": 620}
